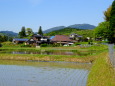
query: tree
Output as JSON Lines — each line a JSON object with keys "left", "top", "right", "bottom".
{"left": 0, "top": 35, "right": 8, "bottom": 42}
{"left": 94, "top": 22, "right": 109, "bottom": 40}
{"left": 3, "top": 35, "right": 8, "bottom": 42}
{"left": 104, "top": 6, "right": 112, "bottom": 21}
{"left": 38, "top": 26, "right": 43, "bottom": 35}
{"left": 19, "top": 26, "right": 26, "bottom": 38}
{"left": 108, "top": 0, "right": 115, "bottom": 43}
{"left": 26, "top": 28, "right": 34, "bottom": 36}
{"left": 0, "top": 35, "right": 3, "bottom": 42}
{"left": 95, "top": 1, "right": 115, "bottom": 43}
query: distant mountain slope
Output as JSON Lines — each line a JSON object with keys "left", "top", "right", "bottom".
{"left": 43, "top": 26, "right": 66, "bottom": 33}
{"left": 68, "top": 24, "right": 96, "bottom": 29}
{"left": 43, "top": 24, "right": 96, "bottom": 33}
{"left": 0, "top": 31, "right": 18, "bottom": 37}
{"left": 45, "top": 27, "right": 94, "bottom": 38}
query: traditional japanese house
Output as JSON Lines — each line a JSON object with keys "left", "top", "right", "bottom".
{"left": 51, "top": 35, "right": 72, "bottom": 45}
{"left": 27, "top": 34, "right": 50, "bottom": 45}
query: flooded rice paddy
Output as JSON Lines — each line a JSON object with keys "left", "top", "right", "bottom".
{"left": 0, "top": 60, "right": 92, "bottom": 86}
{"left": 0, "top": 50, "right": 95, "bottom": 56}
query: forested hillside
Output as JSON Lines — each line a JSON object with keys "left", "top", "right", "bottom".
{"left": 43, "top": 24, "right": 96, "bottom": 33}
{"left": 44, "top": 27, "right": 94, "bottom": 38}
{"left": 68, "top": 24, "right": 96, "bottom": 29}
{"left": 0, "top": 31, "right": 18, "bottom": 37}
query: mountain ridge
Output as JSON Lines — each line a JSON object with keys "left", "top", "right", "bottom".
{"left": 43, "top": 26, "right": 66, "bottom": 33}
{"left": 43, "top": 24, "right": 96, "bottom": 33}
{"left": 0, "top": 24, "right": 96, "bottom": 36}
{"left": 0, "top": 31, "right": 18, "bottom": 37}
{"left": 44, "top": 27, "right": 94, "bottom": 38}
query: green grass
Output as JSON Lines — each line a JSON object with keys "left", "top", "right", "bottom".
{"left": 87, "top": 52, "right": 115, "bottom": 86}
{"left": 0, "top": 53, "right": 95, "bottom": 63}
{"left": 0, "top": 42, "right": 108, "bottom": 62}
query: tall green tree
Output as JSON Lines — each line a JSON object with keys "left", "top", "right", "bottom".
{"left": 104, "top": 6, "right": 112, "bottom": 21}
{"left": 19, "top": 26, "right": 26, "bottom": 38}
{"left": 95, "top": 1, "right": 115, "bottom": 43}
{"left": 38, "top": 26, "right": 43, "bottom": 35}
{"left": 26, "top": 28, "right": 34, "bottom": 36}
{"left": 108, "top": 0, "right": 115, "bottom": 43}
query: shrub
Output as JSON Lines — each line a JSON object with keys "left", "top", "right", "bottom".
{"left": 0, "top": 43, "right": 2, "bottom": 47}
{"left": 40, "top": 44, "right": 48, "bottom": 47}
{"left": 2, "top": 42, "right": 14, "bottom": 45}
{"left": 21, "top": 44, "right": 31, "bottom": 47}
{"left": 75, "top": 42, "right": 81, "bottom": 45}
{"left": 52, "top": 43, "right": 61, "bottom": 47}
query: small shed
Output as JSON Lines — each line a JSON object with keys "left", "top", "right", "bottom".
{"left": 12, "top": 38, "right": 29, "bottom": 44}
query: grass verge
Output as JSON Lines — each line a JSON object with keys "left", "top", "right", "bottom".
{"left": 0, "top": 54, "right": 96, "bottom": 63}
{"left": 87, "top": 52, "right": 115, "bottom": 86}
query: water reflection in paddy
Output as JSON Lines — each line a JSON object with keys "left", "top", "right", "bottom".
{"left": 0, "top": 50, "right": 95, "bottom": 56}
{"left": 0, "top": 60, "right": 92, "bottom": 86}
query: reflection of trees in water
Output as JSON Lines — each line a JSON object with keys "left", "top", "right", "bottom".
{"left": 3, "top": 50, "right": 95, "bottom": 56}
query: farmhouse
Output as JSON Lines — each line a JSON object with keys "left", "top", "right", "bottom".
{"left": 51, "top": 35, "right": 72, "bottom": 45}
{"left": 27, "top": 34, "right": 50, "bottom": 45}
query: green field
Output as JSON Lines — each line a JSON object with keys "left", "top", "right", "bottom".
{"left": 87, "top": 52, "right": 115, "bottom": 86}
{"left": 0, "top": 42, "right": 108, "bottom": 63}
{"left": 0, "top": 42, "right": 115, "bottom": 86}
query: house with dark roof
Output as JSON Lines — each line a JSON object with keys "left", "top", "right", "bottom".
{"left": 27, "top": 34, "right": 50, "bottom": 46}
{"left": 51, "top": 35, "right": 72, "bottom": 45}
{"left": 12, "top": 38, "right": 29, "bottom": 44}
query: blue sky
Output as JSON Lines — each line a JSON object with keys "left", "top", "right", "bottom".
{"left": 0, "top": 0, "right": 114, "bottom": 33}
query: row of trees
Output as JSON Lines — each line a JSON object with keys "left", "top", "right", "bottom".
{"left": 18, "top": 26, "right": 43, "bottom": 38}
{"left": 95, "top": 0, "right": 115, "bottom": 43}
{"left": 0, "top": 35, "right": 12, "bottom": 42}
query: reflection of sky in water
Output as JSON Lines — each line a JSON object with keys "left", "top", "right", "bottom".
{"left": 0, "top": 62, "right": 90, "bottom": 86}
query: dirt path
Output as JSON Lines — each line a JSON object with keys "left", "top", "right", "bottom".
{"left": 108, "top": 44, "right": 115, "bottom": 68}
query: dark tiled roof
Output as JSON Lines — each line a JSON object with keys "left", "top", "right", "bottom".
{"left": 13, "top": 38, "right": 28, "bottom": 41}
{"left": 77, "top": 36, "right": 82, "bottom": 37}
{"left": 51, "top": 35, "right": 72, "bottom": 42}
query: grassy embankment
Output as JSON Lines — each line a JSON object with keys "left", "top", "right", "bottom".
{"left": 0, "top": 42, "right": 108, "bottom": 63}
{"left": 87, "top": 52, "right": 115, "bottom": 86}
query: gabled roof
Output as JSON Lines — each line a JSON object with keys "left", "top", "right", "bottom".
{"left": 13, "top": 38, "right": 28, "bottom": 41}
{"left": 51, "top": 35, "right": 72, "bottom": 42}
